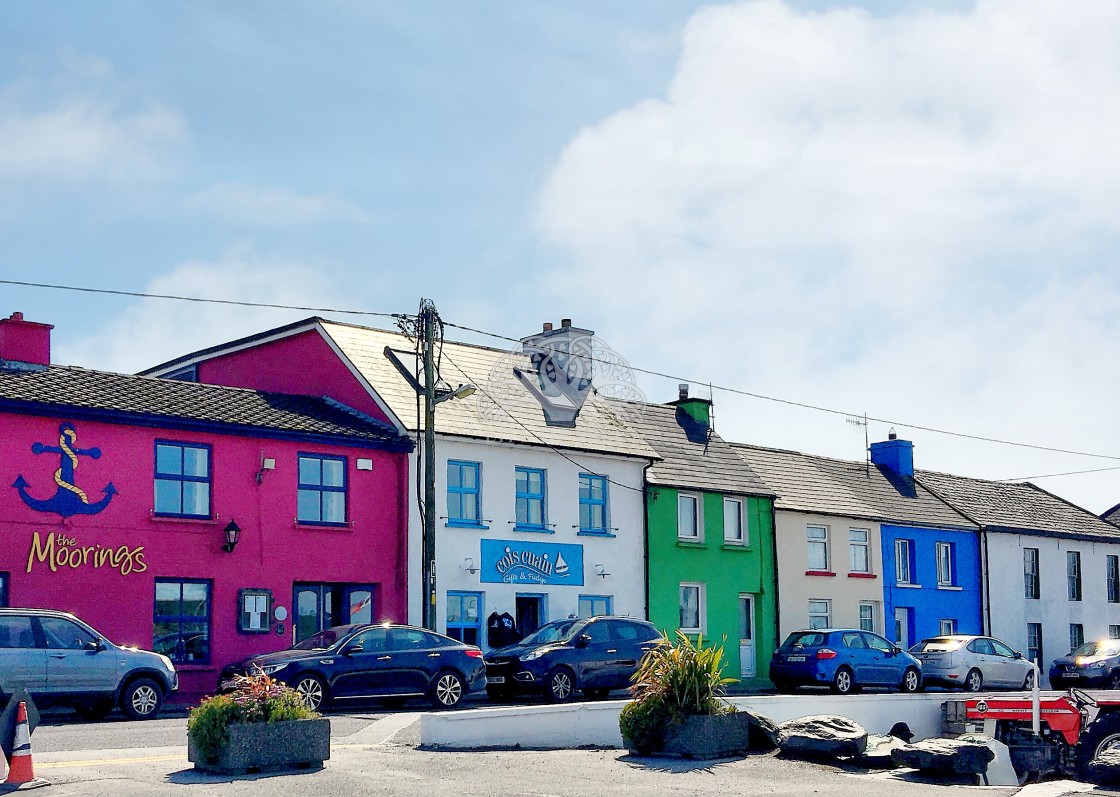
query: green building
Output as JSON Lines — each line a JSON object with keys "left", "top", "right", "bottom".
{"left": 618, "top": 386, "right": 778, "bottom": 688}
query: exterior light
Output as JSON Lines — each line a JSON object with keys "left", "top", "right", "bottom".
{"left": 222, "top": 520, "right": 241, "bottom": 553}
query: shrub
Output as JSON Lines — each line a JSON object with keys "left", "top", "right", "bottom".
{"left": 188, "top": 670, "right": 319, "bottom": 763}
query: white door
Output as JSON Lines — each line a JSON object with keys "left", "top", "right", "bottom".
{"left": 894, "top": 607, "right": 910, "bottom": 650}
{"left": 738, "top": 594, "right": 756, "bottom": 678}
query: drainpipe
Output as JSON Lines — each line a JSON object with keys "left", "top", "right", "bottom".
{"left": 769, "top": 500, "right": 781, "bottom": 651}
{"left": 642, "top": 462, "right": 652, "bottom": 622}
{"left": 981, "top": 528, "right": 991, "bottom": 636}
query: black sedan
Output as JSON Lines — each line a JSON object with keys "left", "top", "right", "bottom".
{"left": 484, "top": 616, "right": 661, "bottom": 702}
{"left": 219, "top": 623, "right": 485, "bottom": 709}
{"left": 1050, "top": 638, "right": 1120, "bottom": 690}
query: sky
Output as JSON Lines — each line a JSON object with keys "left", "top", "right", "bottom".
{"left": 3, "top": 0, "right": 1120, "bottom": 514}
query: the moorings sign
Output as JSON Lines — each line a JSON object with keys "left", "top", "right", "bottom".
{"left": 480, "top": 539, "right": 584, "bottom": 586}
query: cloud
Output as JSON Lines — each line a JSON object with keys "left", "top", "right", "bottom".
{"left": 56, "top": 250, "right": 348, "bottom": 374}
{"left": 536, "top": 0, "right": 1120, "bottom": 511}
{"left": 186, "top": 183, "right": 371, "bottom": 227}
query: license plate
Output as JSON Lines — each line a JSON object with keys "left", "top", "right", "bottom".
{"left": 486, "top": 676, "right": 506, "bottom": 684}
{"left": 1065, "top": 672, "right": 1080, "bottom": 677}
{"left": 787, "top": 655, "right": 806, "bottom": 662}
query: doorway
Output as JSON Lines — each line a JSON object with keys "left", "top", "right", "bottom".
{"left": 738, "top": 594, "right": 756, "bottom": 679}
{"left": 894, "top": 606, "right": 912, "bottom": 650}
{"left": 515, "top": 594, "right": 546, "bottom": 637}
{"left": 293, "top": 583, "right": 374, "bottom": 644}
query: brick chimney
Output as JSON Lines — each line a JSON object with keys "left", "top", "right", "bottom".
{"left": 870, "top": 430, "right": 914, "bottom": 477}
{"left": 0, "top": 312, "right": 52, "bottom": 370}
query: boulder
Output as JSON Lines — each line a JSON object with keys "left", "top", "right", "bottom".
{"left": 740, "top": 708, "right": 780, "bottom": 751}
{"left": 890, "top": 737, "right": 995, "bottom": 776}
{"left": 1085, "top": 748, "right": 1120, "bottom": 787}
{"left": 776, "top": 715, "right": 868, "bottom": 760}
{"left": 855, "top": 734, "right": 906, "bottom": 769}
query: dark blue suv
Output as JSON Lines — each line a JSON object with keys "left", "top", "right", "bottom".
{"left": 484, "top": 616, "right": 661, "bottom": 702}
{"left": 770, "top": 629, "right": 923, "bottom": 694}
{"left": 219, "top": 623, "right": 485, "bottom": 709}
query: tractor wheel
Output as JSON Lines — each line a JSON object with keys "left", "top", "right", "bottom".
{"left": 1077, "top": 711, "right": 1120, "bottom": 780}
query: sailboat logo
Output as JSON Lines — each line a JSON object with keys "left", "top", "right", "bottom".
{"left": 554, "top": 552, "right": 570, "bottom": 577}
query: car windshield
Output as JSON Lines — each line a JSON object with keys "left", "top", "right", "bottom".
{"left": 1072, "top": 640, "right": 1120, "bottom": 657}
{"left": 520, "top": 619, "right": 583, "bottom": 646}
{"left": 292, "top": 626, "right": 355, "bottom": 651}
{"left": 910, "top": 638, "right": 964, "bottom": 653}
{"left": 783, "top": 632, "right": 826, "bottom": 648}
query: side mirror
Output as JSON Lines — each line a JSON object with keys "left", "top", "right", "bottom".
{"left": 574, "top": 634, "right": 591, "bottom": 649}
{"left": 84, "top": 640, "right": 104, "bottom": 652}
{"left": 342, "top": 644, "right": 364, "bottom": 656}
{"left": 890, "top": 646, "right": 902, "bottom": 655}
{"left": 1014, "top": 651, "right": 1023, "bottom": 659}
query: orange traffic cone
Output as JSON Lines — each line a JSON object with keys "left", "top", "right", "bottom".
{"left": 3, "top": 701, "right": 49, "bottom": 790}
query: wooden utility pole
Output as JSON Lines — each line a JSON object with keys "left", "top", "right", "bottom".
{"left": 421, "top": 298, "right": 438, "bottom": 631}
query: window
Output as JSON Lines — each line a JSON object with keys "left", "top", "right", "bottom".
{"left": 0, "top": 615, "right": 34, "bottom": 648}
{"left": 991, "top": 639, "right": 1015, "bottom": 659}
{"left": 1111, "top": 626, "right": 1120, "bottom": 640}
{"left": 895, "top": 539, "right": 914, "bottom": 584}
{"left": 807, "top": 526, "right": 828, "bottom": 571}
{"left": 579, "top": 474, "right": 609, "bottom": 534}
{"left": 446, "top": 592, "right": 482, "bottom": 646}
{"left": 40, "top": 616, "right": 97, "bottom": 649}
{"left": 1068, "top": 551, "right": 1082, "bottom": 601}
{"left": 939, "top": 619, "right": 957, "bottom": 635}
{"left": 579, "top": 595, "right": 613, "bottom": 618}
{"left": 1070, "top": 623, "right": 1085, "bottom": 653}
{"left": 154, "top": 442, "right": 211, "bottom": 518}
{"left": 858, "top": 602, "right": 875, "bottom": 632}
{"left": 238, "top": 589, "right": 272, "bottom": 633}
{"left": 0, "top": 572, "right": 7, "bottom": 607}
{"left": 298, "top": 454, "right": 347, "bottom": 525}
{"left": 447, "top": 461, "right": 482, "bottom": 526}
{"left": 1024, "top": 548, "right": 1040, "bottom": 599}
{"left": 808, "top": 599, "right": 831, "bottom": 630}
{"left": 678, "top": 494, "right": 700, "bottom": 540}
{"left": 936, "top": 542, "right": 956, "bottom": 586}
{"left": 1109, "top": 556, "right": 1120, "bottom": 603}
{"left": 294, "top": 583, "right": 373, "bottom": 643}
{"left": 849, "top": 529, "right": 870, "bottom": 574}
{"left": 679, "top": 583, "right": 704, "bottom": 633}
{"left": 1027, "top": 623, "right": 1043, "bottom": 665}
{"left": 515, "top": 467, "right": 547, "bottom": 530}
{"left": 153, "top": 579, "right": 211, "bottom": 664}
{"left": 723, "top": 497, "right": 745, "bottom": 544}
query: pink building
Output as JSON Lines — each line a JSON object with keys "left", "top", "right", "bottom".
{"left": 0, "top": 313, "right": 413, "bottom": 703}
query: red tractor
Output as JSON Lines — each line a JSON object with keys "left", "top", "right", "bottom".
{"left": 946, "top": 690, "right": 1120, "bottom": 782}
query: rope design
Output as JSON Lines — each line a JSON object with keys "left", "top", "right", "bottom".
{"left": 54, "top": 427, "right": 89, "bottom": 504}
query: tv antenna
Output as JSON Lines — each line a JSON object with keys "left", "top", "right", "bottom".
{"left": 846, "top": 412, "right": 869, "bottom": 476}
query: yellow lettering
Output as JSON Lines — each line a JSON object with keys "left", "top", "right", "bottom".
{"left": 132, "top": 549, "right": 147, "bottom": 574}
{"left": 26, "top": 531, "right": 55, "bottom": 574}
{"left": 26, "top": 533, "right": 146, "bottom": 577}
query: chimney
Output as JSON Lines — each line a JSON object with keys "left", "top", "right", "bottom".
{"left": 678, "top": 383, "right": 689, "bottom": 401}
{"left": 0, "top": 312, "right": 52, "bottom": 370}
{"left": 543, "top": 322, "right": 553, "bottom": 332}
{"left": 670, "top": 382, "right": 712, "bottom": 427}
{"left": 561, "top": 318, "right": 572, "bottom": 328}
{"left": 870, "top": 434, "right": 914, "bottom": 477}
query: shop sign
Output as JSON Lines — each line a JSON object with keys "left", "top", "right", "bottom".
{"left": 480, "top": 538, "right": 583, "bottom": 586}
{"left": 26, "top": 531, "right": 146, "bottom": 576}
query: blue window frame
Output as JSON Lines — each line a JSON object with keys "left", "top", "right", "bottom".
{"left": 298, "top": 454, "right": 347, "bottom": 525}
{"left": 0, "top": 572, "right": 8, "bottom": 607}
{"left": 579, "top": 595, "right": 612, "bottom": 618}
{"left": 154, "top": 441, "right": 211, "bottom": 518}
{"left": 515, "top": 467, "right": 547, "bottom": 531}
{"left": 579, "top": 474, "right": 610, "bottom": 534}
{"left": 447, "top": 461, "right": 483, "bottom": 527}
{"left": 446, "top": 591, "right": 483, "bottom": 646}
{"left": 153, "top": 579, "right": 211, "bottom": 664}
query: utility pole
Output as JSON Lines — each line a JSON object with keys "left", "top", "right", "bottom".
{"left": 420, "top": 298, "right": 438, "bottom": 631}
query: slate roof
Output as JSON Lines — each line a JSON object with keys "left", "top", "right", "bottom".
{"left": 1103, "top": 503, "right": 1120, "bottom": 528}
{"left": 0, "top": 364, "right": 412, "bottom": 449}
{"left": 607, "top": 401, "right": 774, "bottom": 496}
{"left": 916, "top": 470, "right": 1120, "bottom": 541}
{"left": 733, "top": 444, "right": 976, "bottom": 530}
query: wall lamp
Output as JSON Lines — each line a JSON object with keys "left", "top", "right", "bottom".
{"left": 255, "top": 457, "right": 276, "bottom": 485}
{"left": 222, "top": 520, "right": 241, "bottom": 553}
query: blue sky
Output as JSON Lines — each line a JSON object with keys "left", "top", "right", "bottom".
{"left": 4, "top": 1, "right": 1120, "bottom": 513}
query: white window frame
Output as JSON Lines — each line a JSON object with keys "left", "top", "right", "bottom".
{"left": 1070, "top": 623, "right": 1085, "bottom": 653}
{"left": 808, "top": 599, "right": 831, "bottom": 630}
{"left": 677, "top": 493, "right": 701, "bottom": 542}
{"left": 858, "top": 601, "right": 876, "bottom": 632}
{"left": 895, "top": 539, "right": 914, "bottom": 584}
{"left": 678, "top": 582, "right": 705, "bottom": 634}
{"left": 807, "top": 525, "right": 829, "bottom": 571}
{"left": 723, "top": 497, "right": 746, "bottom": 544}
{"left": 939, "top": 618, "right": 957, "bottom": 636}
{"left": 1110, "top": 625, "right": 1120, "bottom": 640}
{"left": 849, "top": 528, "right": 870, "bottom": 574}
{"left": 936, "top": 541, "right": 955, "bottom": 587}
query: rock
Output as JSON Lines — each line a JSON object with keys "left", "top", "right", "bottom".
{"left": 1085, "top": 748, "right": 1120, "bottom": 786}
{"left": 855, "top": 734, "right": 906, "bottom": 769}
{"left": 740, "top": 708, "right": 780, "bottom": 751}
{"left": 890, "top": 737, "right": 995, "bottom": 776}
{"left": 888, "top": 722, "right": 915, "bottom": 743}
{"left": 776, "top": 715, "right": 868, "bottom": 760}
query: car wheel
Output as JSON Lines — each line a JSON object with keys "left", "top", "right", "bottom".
{"left": 430, "top": 671, "right": 465, "bottom": 709}
{"left": 294, "top": 674, "right": 327, "bottom": 711}
{"left": 964, "top": 668, "right": 983, "bottom": 692}
{"left": 1109, "top": 671, "right": 1120, "bottom": 690}
{"left": 546, "top": 667, "right": 576, "bottom": 703}
{"left": 584, "top": 688, "right": 610, "bottom": 700}
{"left": 1023, "top": 670, "right": 1036, "bottom": 690}
{"left": 831, "top": 667, "right": 855, "bottom": 695}
{"left": 900, "top": 667, "right": 921, "bottom": 693}
{"left": 121, "top": 677, "right": 163, "bottom": 720}
{"left": 1077, "top": 711, "right": 1120, "bottom": 780}
{"left": 76, "top": 699, "right": 114, "bottom": 721}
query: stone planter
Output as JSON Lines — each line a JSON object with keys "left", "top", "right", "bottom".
{"left": 625, "top": 712, "right": 755, "bottom": 760}
{"left": 188, "top": 717, "right": 331, "bottom": 775}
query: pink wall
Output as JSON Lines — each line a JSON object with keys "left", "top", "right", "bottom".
{"left": 195, "top": 328, "right": 394, "bottom": 426}
{"left": 0, "top": 411, "right": 408, "bottom": 702}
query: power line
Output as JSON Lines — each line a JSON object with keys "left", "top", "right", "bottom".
{"left": 998, "top": 465, "right": 1120, "bottom": 482}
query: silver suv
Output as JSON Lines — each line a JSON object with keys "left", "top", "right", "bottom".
{"left": 0, "top": 608, "right": 178, "bottom": 720}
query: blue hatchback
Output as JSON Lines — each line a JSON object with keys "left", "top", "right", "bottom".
{"left": 769, "top": 629, "right": 923, "bottom": 694}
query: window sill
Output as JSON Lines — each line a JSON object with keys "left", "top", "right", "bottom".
{"left": 150, "top": 514, "right": 216, "bottom": 525}
{"left": 721, "top": 543, "right": 752, "bottom": 551}
{"left": 578, "top": 530, "right": 616, "bottom": 538}
{"left": 446, "top": 521, "right": 489, "bottom": 530}
{"left": 937, "top": 584, "right": 963, "bottom": 591}
{"left": 677, "top": 540, "right": 705, "bottom": 548}
{"left": 513, "top": 526, "right": 554, "bottom": 534}
{"left": 896, "top": 582, "right": 922, "bottom": 589}
{"left": 296, "top": 521, "right": 353, "bottom": 531}
{"left": 805, "top": 570, "right": 835, "bottom": 577}
{"left": 848, "top": 572, "right": 877, "bottom": 579}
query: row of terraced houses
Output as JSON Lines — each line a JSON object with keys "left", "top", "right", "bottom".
{"left": 1, "top": 309, "right": 1118, "bottom": 700}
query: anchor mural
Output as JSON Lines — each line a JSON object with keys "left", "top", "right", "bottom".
{"left": 12, "top": 422, "right": 117, "bottom": 517}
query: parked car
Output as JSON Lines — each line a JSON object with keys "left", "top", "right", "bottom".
{"left": 0, "top": 608, "right": 178, "bottom": 720}
{"left": 218, "top": 623, "right": 484, "bottom": 710}
{"left": 484, "top": 616, "right": 662, "bottom": 702}
{"left": 1050, "top": 638, "right": 1120, "bottom": 690}
{"left": 909, "top": 635, "right": 1035, "bottom": 691}
{"left": 769, "top": 628, "right": 922, "bottom": 694}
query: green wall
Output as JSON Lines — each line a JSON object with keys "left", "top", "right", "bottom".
{"left": 647, "top": 487, "right": 777, "bottom": 689}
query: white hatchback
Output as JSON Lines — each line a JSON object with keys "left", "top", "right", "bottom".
{"left": 909, "top": 635, "right": 1036, "bottom": 692}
